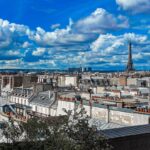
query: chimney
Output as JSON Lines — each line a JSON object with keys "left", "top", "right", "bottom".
{"left": 54, "top": 90, "right": 57, "bottom": 102}
{"left": 49, "top": 90, "right": 51, "bottom": 99}
{"left": 107, "top": 105, "right": 110, "bottom": 123}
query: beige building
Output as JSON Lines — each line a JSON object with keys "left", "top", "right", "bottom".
{"left": 127, "top": 78, "right": 138, "bottom": 86}
{"left": 119, "top": 76, "right": 127, "bottom": 86}
{"left": 97, "top": 87, "right": 105, "bottom": 93}
{"left": 110, "top": 77, "right": 119, "bottom": 86}
{"left": 58, "top": 75, "right": 77, "bottom": 87}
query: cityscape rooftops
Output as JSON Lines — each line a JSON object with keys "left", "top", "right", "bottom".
{"left": 11, "top": 87, "right": 33, "bottom": 98}
{"left": 30, "top": 91, "right": 55, "bottom": 107}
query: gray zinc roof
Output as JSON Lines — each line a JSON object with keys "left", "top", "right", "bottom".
{"left": 30, "top": 91, "right": 55, "bottom": 107}
{"left": 89, "top": 118, "right": 126, "bottom": 130}
{"left": 102, "top": 124, "right": 150, "bottom": 139}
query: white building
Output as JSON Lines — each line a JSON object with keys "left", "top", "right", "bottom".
{"left": 58, "top": 75, "right": 77, "bottom": 87}
{"left": 29, "top": 91, "right": 57, "bottom": 117}
{"left": 9, "top": 87, "right": 33, "bottom": 106}
{"left": 56, "top": 99, "right": 150, "bottom": 126}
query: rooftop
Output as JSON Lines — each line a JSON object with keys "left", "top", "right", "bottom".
{"left": 89, "top": 118, "right": 126, "bottom": 130}
{"left": 30, "top": 91, "right": 55, "bottom": 107}
{"left": 102, "top": 124, "right": 150, "bottom": 139}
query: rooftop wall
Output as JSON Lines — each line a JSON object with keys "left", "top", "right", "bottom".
{"left": 57, "top": 100, "right": 150, "bottom": 126}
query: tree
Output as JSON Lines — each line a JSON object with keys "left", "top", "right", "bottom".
{"left": 1, "top": 109, "right": 111, "bottom": 150}
{"left": 64, "top": 108, "right": 111, "bottom": 150}
{"left": 2, "top": 118, "right": 23, "bottom": 149}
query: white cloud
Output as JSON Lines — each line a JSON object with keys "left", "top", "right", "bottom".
{"left": 0, "top": 17, "right": 92, "bottom": 68}
{"left": 7, "top": 50, "right": 21, "bottom": 56}
{"left": 90, "top": 34, "right": 124, "bottom": 53}
{"left": 116, "top": 0, "right": 150, "bottom": 13}
{"left": 133, "top": 53, "right": 143, "bottom": 59}
{"left": 30, "top": 19, "right": 90, "bottom": 47}
{"left": 0, "top": 15, "right": 149, "bottom": 70}
{"left": 90, "top": 33, "right": 148, "bottom": 53}
{"left": 75, "top": 8, "right": 129, "bottom": 33}
{"left": 51, "top": 24, "right": 60, "bottom": 29}
{"left": 22, "top": 41, "right": 31, "bottom": 48}
{"left": 124, "top": 33, "right": 147, "bottom": 42}
{"left": 24, "top": 59, "right": 57, "bottom": 69}
{"left": 0, "top": 18, "right": 31, "bottom": 49}
{"left": 32, "top": 47, "right": 46, "bottom": 56}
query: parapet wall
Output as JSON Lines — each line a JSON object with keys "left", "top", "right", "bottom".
{"left": 57, "top": 100, "right": 150, "bottom": 126}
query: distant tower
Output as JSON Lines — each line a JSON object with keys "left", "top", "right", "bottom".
{"left": 126, "top": 42, "right": 134, "bottom": 72}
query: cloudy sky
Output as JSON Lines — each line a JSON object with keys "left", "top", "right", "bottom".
{"left": 0, "top": 0, "right": 150, "bottom": 70}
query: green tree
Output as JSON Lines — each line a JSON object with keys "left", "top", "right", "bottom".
{"left": 2, "top": 118, "right": 23, "bottom": 149}
{"left": 1, "top": 108, "right": 111, "bottom": 150}
{"left": 63, "top": 108, "right": 110, "bottom": 150}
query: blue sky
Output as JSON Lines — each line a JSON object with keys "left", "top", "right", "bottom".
{"left": 0, "top": 0, "right": 150, "bottom": 70}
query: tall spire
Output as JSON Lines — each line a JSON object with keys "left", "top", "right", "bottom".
{"left": 126, "top": 42, "right": 134, "bottom": 72}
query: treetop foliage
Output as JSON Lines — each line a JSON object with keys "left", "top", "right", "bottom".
{"left": 1, "top": 108, "right": 111, "bottom": 150}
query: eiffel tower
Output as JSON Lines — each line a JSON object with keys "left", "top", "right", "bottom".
{"left": 126, "top": 42, "right": 134, "bottom": 72}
